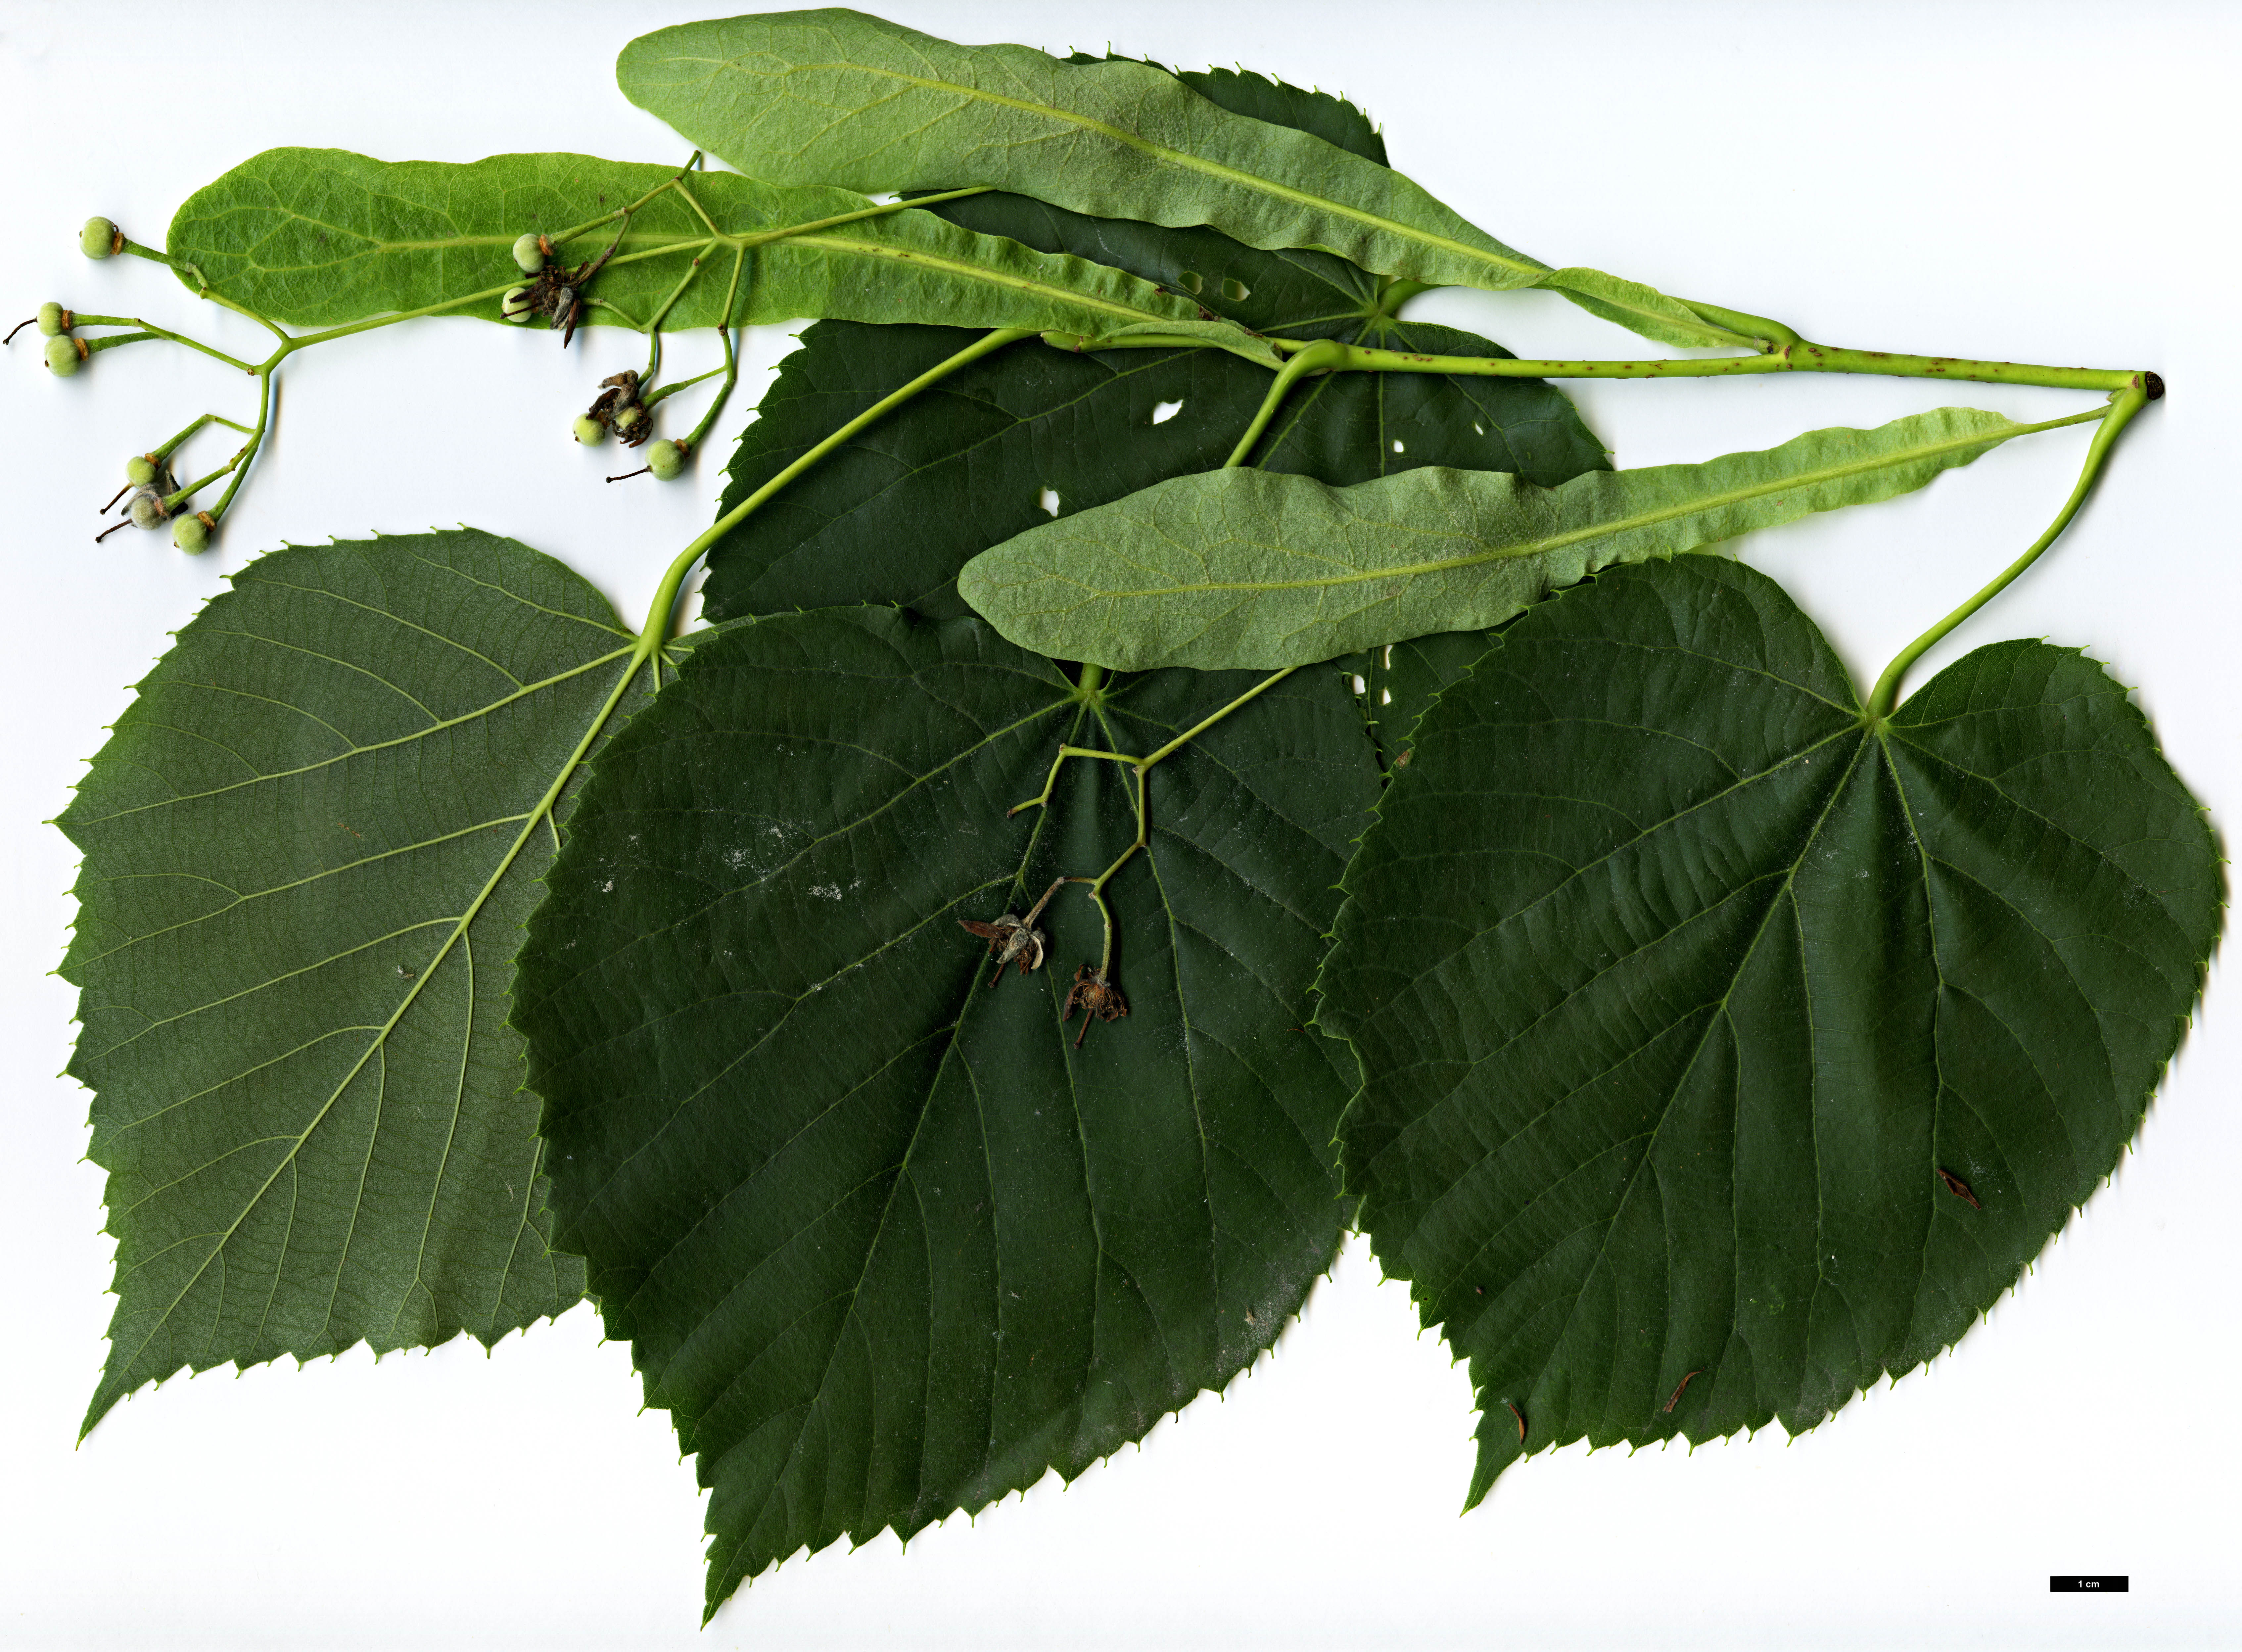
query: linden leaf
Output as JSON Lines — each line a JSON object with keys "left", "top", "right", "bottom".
{"left": 513, "top": 609, "right": 1378, "bottom": 1615}
{"left": 704, "top": 65, "right": 1605, "bottom": 624}
{"left": 57, "top": 529, "right": 665, "bottom": 1429}
{"left": 1314, "top": 554, "right": 2221, "bottom": 1502}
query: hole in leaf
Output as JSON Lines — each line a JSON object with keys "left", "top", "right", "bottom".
{"left": 1392, "top": 440, "right": 1405, "bottom": 453}
{"left": 1381, "top": 688, "right": 1393, "bottom": 705}
{"left": 1220, "top": 277, "right": 1250, "bottom": 302}
{"left": 1472, "top": 421, "right": 1486, "bottom": 435}
{"left": 1038, "top": 487, "right": 1060, "bottom": 517}
{"left": 1351, "top": 674, "right": 1367, "bottom": 696}
{"left": 1177, "top": 271, "right": 1203, "bottom": 295}
{"left": 1151, "top": 399, "right": 1184, "bottom": 425}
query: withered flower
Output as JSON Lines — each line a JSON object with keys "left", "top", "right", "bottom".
{"left": 959, "top": 878, "right": 1066, "bottom": 987}
{"left": 1063, "top": 964, "right": 1129, "bottom": 1046}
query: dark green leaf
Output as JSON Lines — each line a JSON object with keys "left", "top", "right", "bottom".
{"left": 167, "top": 148, "right": 1265, "bottom": 353}
{"left": 1336, "top": 629, "right": 1497, "bottom": 774}
{"left": 1314, "top": 555, "right": 2222, "bottom": 1503}
{"left": 513, "top": 609, "right": 1379, "bottom": 1614}
{"left": 1164, "top": 65, "right": 1387, "bottom": 165}
{"left": 56, "top": 530, "right": 669, "bottom": 1429}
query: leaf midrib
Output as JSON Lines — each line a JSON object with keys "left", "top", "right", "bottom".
{"left": 678, "top": 51, "right": 1548, "bottom": 282}
{"left": 682, "top": 692, "right": 1092, "bottom": 1601}
{"left": 1043, "top": 424, "right": 2023, "bottom": 602}
{"left": 1434, "top": 734, "right": 1875, "bottom": 1436}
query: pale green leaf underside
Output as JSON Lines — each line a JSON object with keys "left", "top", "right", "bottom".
{"left": 56, "top": 530, "right": 658, "bottom": 1431}
{"left": 1316, "top": 556, "right": 2221, "bottom": 1502}
{"left": 168, "top": 148, "right": 1267, "bottom": 356}
{"left": 514, "top": 609, "right": 1378, "bottom": 1615}
{"left": 958, "top": 406, "right": 2040, "bottom": 671}
{"left": 617, "top": 10, "right": 1747, "bottom": 349}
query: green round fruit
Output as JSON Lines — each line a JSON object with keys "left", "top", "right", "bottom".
{"left": 645, "top": 439, "right": 685, "bottom": 481}
{"left": 501, "top": 285, "right": 535, "bottom": 323}
{"left": 128, "top": 490, "right": 169, "bottom": 530}
{"left": 513, "top": 232, "right": 546, "bottom": 274}
{"left": 573, "top": 415, "right": 606, "bottom": 446}
{"left": 81, "top": 217, "right": 117, "bottom": 259}
{"left": 45, "top": 335, "right": 83, "bottom": 376}
{"left": 173, "top": 514, "right": 210, "bottom": 554}
{"left": 613, "top": 405, "right": 646, "bottom": 434}
{"left": 37, "top": 302, "right": 68, "bottom": 336}
{"left": 126, "top": 454, "right": 159, "bottom": 486}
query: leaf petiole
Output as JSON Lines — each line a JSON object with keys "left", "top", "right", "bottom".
{"left": 1864, "top": 384, "right": 2151, "bottom": 721}
{"left": 634, "top": 326, "right": 1038, "bottom": 657}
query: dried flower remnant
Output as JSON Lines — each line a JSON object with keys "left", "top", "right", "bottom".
{"left": 1062, "top": 964, "right": 1128, "bottom": 1046}
{"left": 586, "top": 370, "right": 653, "bottom": 446}
{"left": 958, "top": 877, "right": 1065, "bottom": 987}
{"left": 508, "top": 222, "right": 627, "bottom": 346}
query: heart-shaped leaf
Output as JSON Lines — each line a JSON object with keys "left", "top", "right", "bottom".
{"left": 57, "top": 530, "right": 662, "bottom": 1430}
{"left": 513, "top": 608, "right": 1379, "bottom": 1614}
{"left": 1314, "top": 554, "right": 2220, "bottom": 1502}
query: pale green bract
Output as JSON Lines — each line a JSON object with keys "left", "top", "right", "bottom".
{"left": 616, "top": 10, "right": 1752, "bottom": 350}
{"left": 958, "top": 406, "right": 2052, "bottom": 671}
{"left": 168, "top": 148, "right": 1274, "bottom": 359}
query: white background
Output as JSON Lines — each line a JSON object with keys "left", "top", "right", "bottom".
{"left": 2, "top": 2, "right": 2236, "bottom": 1647}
